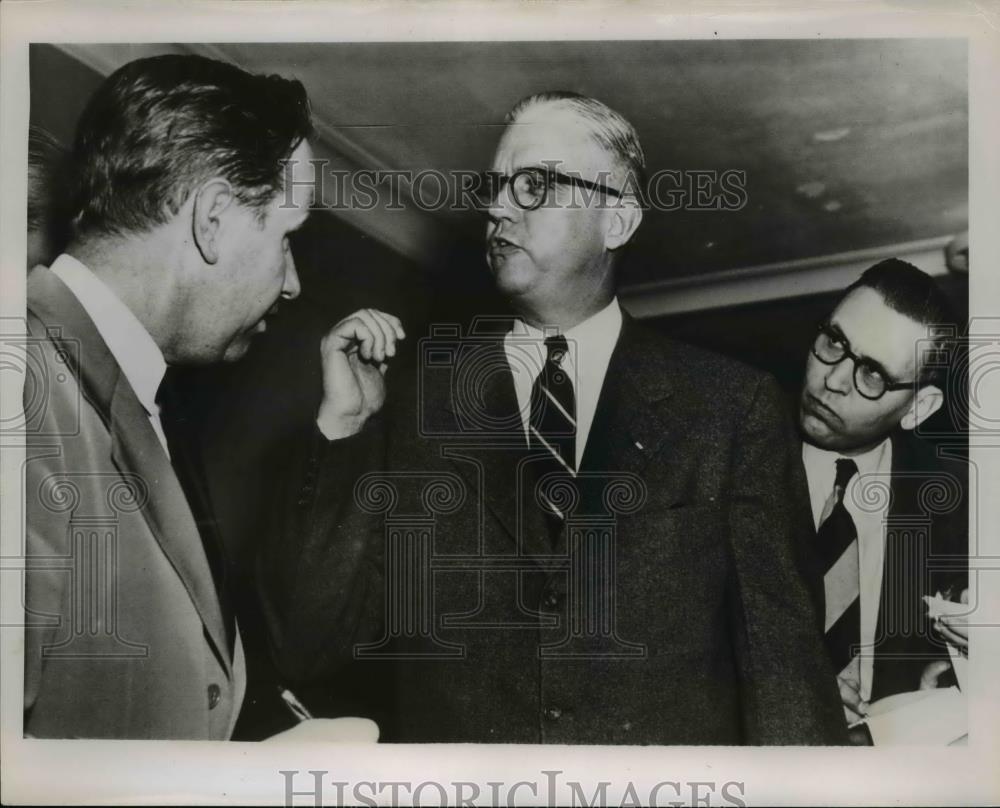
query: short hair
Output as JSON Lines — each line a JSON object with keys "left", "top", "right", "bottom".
{"left": 72, "top": 54, "right": 314, "bottom": 237}
{"left": 505, "top": 91, "right": 646, "bottom": 198}
{"left": 843, "top": 258, "right": 958, "bottom": 386}
{"left": 28, "top": 125, "right": 70, "bottom": 230}
{"left": 27, "top": 125, "right": 73, "bottom": 262}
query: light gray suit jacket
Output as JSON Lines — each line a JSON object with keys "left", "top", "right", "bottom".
{"left": 23, "top": 265, "right": 244, "bottom": 739}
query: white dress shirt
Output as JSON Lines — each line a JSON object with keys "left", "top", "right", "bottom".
{"left": 803, "top": 437, "right": 893, "bottom": 701}
{"left": 504, "top": 297, "right": 622, "bottom": 469}
{"left": 50, "top": 253, "right": 170, "bottom": 455}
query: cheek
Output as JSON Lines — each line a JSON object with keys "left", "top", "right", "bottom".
{"left": 803, "top": 356, "right": 826, "bottom": 391}
{"left": 530, "top": 210, "right": 601, "bottom": 264}
{"left": 841, "top": 402, "right": 895, "bottom": 437}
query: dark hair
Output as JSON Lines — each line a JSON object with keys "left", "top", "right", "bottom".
{"left": 28, "top": 126, "right": 69, "bottom": 229}
{"left": 72, "top": 54, "right": 313, "bottom": 237}
{"left": 506, "top": 91, "right": 646, "bottom": 198}
{"left": 27, "top": 125, "right": 73, "bottom": 263}
{"left": 844, "top": 258, "right": 958, "bottom": 386}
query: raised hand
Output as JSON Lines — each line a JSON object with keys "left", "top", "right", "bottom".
{"left": 316, "top": 308, "right": 405, "bottom": 439}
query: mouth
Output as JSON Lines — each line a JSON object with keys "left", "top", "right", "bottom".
{"left": 803, "top": 393, "right": 842, "bottom": 426}
{"left": 488, "top": 235, "right": 522, "bottom": 258}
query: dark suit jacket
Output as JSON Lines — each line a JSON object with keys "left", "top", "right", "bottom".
{"left": 869, "top": 431, "right": 968, "bottom": 701}
{"left": 23, "top": 266, "right": 244, "bottom": 739}
{"left": 262, "top": 315, "right": 847, "bottom": 744}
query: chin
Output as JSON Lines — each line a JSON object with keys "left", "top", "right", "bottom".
{"left": 490, "top": 256, "right": 536, "bottom": 295}
{"left": 799, "top": 413, "right": 842, "bottom": 450}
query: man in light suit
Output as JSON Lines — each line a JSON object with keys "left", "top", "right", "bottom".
{"left": 797, "top": 260, "right": 967, "bottom": 739}
{"left": 263, "top": 92, "right": 847, "bottom": 743}
{"left": 22, "top": 54, "right": 317, "bottom": 739}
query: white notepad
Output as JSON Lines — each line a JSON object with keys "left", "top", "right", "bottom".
{"left": 862, "top": 686, "right": 966, "bottom": 745}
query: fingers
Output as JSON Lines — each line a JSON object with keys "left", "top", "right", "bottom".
{"left": 935, "top": 617, "right": 969, "bottom": 649}
{"left": 919, "top": 659, "right": 952, "bottom": 690}
{"left": 328, "top": 309, "right": 406, "bottom": 362}
{"left": 837, "top": 675, "right": 867, "bottom": 721}
{"left": 843, "top": 703, "right": 864, "bottom": 725}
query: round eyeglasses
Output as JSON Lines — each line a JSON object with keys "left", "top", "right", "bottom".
{"left": 475, "top": 167, "right": 624, "bottom": 211}
{"left": 811, "top": 323, "right": 918, "bottom": 400}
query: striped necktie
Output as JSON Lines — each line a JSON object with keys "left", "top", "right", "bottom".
{"left": 528, "top": 335, "right": 577, "bottom": 523}
{"left": 819, "top": 457, "right": 860, "bottom": 675}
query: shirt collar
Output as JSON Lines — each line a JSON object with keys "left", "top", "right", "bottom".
{"left": 802, "top": 437, "right": 891, "bottom": 478}
{"left": 802, "top": 436, "right": 893, "bottom": 521}
{"left": 49, "top": 253, "right": 167, "bottom": 417}
{"left": 506, "top": 297, "right": 623, "bottom": 376}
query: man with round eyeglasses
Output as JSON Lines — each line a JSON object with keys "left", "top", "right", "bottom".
{"left": 797, "top": 258, "right": 968, "bottom": 743}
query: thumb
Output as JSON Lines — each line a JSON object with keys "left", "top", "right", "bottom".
{"left": 919, "top": 660, "right": 951, "bottom": 690}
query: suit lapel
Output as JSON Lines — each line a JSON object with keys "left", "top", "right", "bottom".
{"left": 28, "top": 266, "right": 232, "bottom": 671}
{"left": 108, "top": 378, "right": 231, "bottom": 667}
{"left": 580, "top": 315, "right": 676, "bottom": 479}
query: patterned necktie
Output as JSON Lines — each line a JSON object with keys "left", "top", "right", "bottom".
{"left": 819, "top": 457, "right": 860, "bottom": 675}
{"left": 528, "top": 335, "right": 577, "bottom": 523}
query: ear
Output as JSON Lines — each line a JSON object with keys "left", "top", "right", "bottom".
{"left": 191, "top": 178, "right": 235, "bottom": 265}
{"left": 604, "top": 198, "right": 643, "bottom": 251}
{"left": 899, "top": 384, "right": 943, "bottom": 431}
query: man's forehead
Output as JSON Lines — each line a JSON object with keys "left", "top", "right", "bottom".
{"left": 831, "top": 287, "right": 926, "bottom": 371}
{"left": 494, "top": 105, "right": 611, "bottom": 172}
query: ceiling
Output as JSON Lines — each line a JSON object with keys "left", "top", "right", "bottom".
{"left": 39, "top": 39, "right": 968, "bottom": 307}
{"left": 208, "top": 39, "right": 967, "bottom": 276}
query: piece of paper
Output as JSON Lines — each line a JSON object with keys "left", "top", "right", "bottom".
{"left": 263, "top": 717, "right": 380, "bottom": 744}
{"left": 864, "top": 686, "right": 966, "bottom": 746}
{"left": 923, "top": 594, "right": 967, "bottom": 619}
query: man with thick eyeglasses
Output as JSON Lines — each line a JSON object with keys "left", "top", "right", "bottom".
{"left": 265, "top": 90, "right": 846, "bottom": 744}
{"left": 475, "top": 165, "right": 627, "bottom": 212}
{"left": 797, "top": 259, "right": 968, "bottom": 744}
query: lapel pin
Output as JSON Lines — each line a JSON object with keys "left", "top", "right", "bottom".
{"left": 634, "top": 441, "right": 644, "bottom": 450}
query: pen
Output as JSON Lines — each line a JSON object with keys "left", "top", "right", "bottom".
{"left": 278, "top": 686, "right": 314, "bottom": 723}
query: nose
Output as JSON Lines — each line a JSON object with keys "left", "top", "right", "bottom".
{"left": 824, "top": 357, "right": 854, "bottom": 394}
{"left": 281, "top": 250, "right": 301, "bottom": 301}
{"left": 486, "top": 178, "right": 519, "bottom": 226}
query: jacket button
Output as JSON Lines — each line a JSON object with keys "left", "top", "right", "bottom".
{"left": 543, "top": 706, "right": 562, "bottom": 721}
{"left": 542, "top": 588, "right": 561, "bottom": 609}
{"left": 208, "top": 683, "right": 222, "bottom": 710}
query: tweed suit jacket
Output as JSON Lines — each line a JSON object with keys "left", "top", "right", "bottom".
{"left": 263, "top": 315, "right": 847, "bottom": 744}
{"left": 22, "top": 266, "right": 245, "bottom": 739}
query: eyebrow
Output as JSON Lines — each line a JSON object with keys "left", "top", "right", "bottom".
{"left": 826, "top": 321, "right": 897, "bottom": 381}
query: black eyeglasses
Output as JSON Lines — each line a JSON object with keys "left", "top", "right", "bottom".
{"left": 475, "top": 167, "right": 624, "bottom": 211}
{"left": 811, "top": 322, "right": 918, "bottom": 400}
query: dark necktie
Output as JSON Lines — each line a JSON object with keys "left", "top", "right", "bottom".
{"left": 156, "top": 369, "right": 235, "bottom": 657}
{"left": 527, "top": 335, "right": 577, "bottom": 529}
{"left": 819, "top": 457, "right": 861, "bottom": 675}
